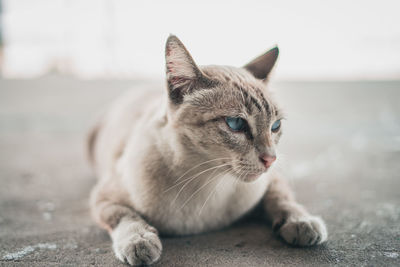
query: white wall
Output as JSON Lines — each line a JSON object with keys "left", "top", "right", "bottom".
{"left": 2, "top": 0, "right": 400, "bottom": 80}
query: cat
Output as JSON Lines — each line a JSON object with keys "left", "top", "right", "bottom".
{"left": 87, "top": 35, "right": 328, "bottom": 266}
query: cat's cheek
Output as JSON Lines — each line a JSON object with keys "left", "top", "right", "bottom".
{"left": 273, "top": 131, "right": 282, "bottom": 145}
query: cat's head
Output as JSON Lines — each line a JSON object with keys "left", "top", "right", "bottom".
{"left": 165, "top": 35, "right": 283, "bottom": 182}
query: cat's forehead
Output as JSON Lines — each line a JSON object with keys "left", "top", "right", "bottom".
{"left": 202, "top": 65, "right": 261, "bottom": 87}
{"left": 201, "top": 66, "right": 279, "bottom": 117}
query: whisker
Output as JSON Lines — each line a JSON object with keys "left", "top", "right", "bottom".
{"left": 164, "top": 163, "right": 234, "bottom": 193}
{"left": 164, "top": 161, "right": 238, "bottom": 194}
{"left": 174, "top": 157, "right": 232, "bottom": 183}
{"left": 196, "top": 162, "right": 254, "bottom": 216}
{"left": 179, "top": 166, "right": 233, "bottom": 210}
{"left": 234, "top": 168, "right": 246, "bottom": 188}
{"left": 169, "top": 162, "right": 239, "bottom": 205}
{"left": 197, "top": 167, "right": 233, "bottom": 216}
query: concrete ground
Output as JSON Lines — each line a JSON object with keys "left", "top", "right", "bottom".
{"left": 0, "top": 76, "right": 399, "bottom": 266}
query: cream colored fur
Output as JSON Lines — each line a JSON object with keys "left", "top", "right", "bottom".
{"left": 88, "top": 35, "right": 327, "bottom": 266}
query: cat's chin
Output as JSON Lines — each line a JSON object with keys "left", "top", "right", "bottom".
{"left": 238, "top": 172, "right": 264, "bottom": 183}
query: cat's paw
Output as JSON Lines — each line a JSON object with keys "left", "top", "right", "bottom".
{"left": 111, "top": 220, "right": 162, "bottom": 266}
{"left": 274, "top": 215, "right": 328, "bottom": 246}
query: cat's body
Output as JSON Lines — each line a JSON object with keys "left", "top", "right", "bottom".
{"left": 88, "top": 36, "right": 328, "bottom": 266}
{"left": 90, "top": 73, "right": 272, "bottom": 236}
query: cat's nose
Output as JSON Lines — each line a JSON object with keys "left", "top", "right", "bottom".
{"left": 259, "top": 154, "right": 276, "bottom": 168}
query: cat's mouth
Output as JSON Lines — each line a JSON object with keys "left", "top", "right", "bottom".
{"left": 240, "top": 172, "right": 262, "bottom": 182}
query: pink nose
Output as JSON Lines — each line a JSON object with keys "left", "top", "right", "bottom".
{"left": 259, "top": 154, "right": 276, "bottom": 168}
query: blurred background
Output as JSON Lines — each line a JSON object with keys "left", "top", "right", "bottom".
{"left": 1, "top": 1, "right": 400, "bottom": 266}
{"left": 1, "top": 0, "right": 400, "bottom": 80}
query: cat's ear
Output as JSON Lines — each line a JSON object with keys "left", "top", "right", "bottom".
{"left": 244, "top": 47, "right": 279, "bottom": 81}
{"left": 165, "top": 35, "right": 203, "bottom": 104}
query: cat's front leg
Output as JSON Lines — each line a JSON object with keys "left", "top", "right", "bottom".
{"left": 90, "top": 185, "right": 162, "bottom": 265}
{"left": 263, "top": 174, "right": 328, "bottom": 246}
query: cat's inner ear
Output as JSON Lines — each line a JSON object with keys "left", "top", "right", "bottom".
{"left": 165, "top": 35, "right": 202, "bottom": 104}
{"left": 244, "top": 47, "right": 279, "bottom": 81}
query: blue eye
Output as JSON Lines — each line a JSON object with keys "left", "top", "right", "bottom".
{"left": 225, "top": 117, "right": 246, "bottom": 131}
{"left": 271, "top": 120, "right": 281, "bottom": 132}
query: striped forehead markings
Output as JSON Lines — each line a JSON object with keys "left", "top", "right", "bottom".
{"left": 237, "top": 86, "right": 272, "bottom": 117}
{"left": 253, "top": 87, "right": 273, "bottom": 117}
{"left": 238, "top": 87, "right": 259, "bottom": 113}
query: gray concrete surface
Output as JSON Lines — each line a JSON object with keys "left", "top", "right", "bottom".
{"left": 0, "top": 76, "right": 399, "bottom": 266}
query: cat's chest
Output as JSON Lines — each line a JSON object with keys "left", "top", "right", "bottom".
{"left": 135, "top": 173, "right": 270, "bottom": 235}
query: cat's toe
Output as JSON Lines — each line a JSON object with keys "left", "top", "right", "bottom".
{"left": 277, "top": 215, "right": 328, "bottom": 246}
{"left": 112, "top": 222, "right": 162, "bottom": 266}
{"left": 113, "top": 231, "right": 162, "bottom": 265}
